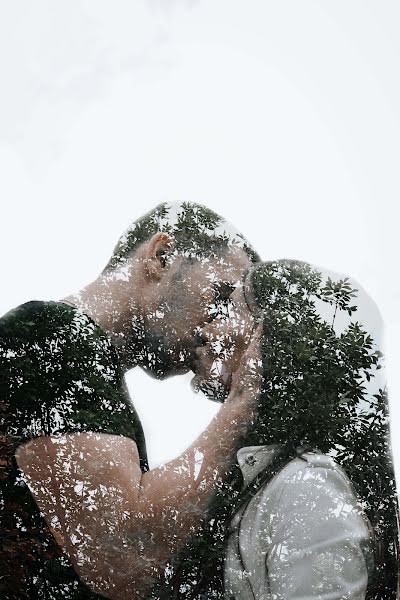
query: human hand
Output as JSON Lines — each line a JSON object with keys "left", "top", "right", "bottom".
{"left": 192, "top": 283, "right": 260, "bottom": 402}
{"left": 226, "top": 320, "right": 263, "bottom": 405}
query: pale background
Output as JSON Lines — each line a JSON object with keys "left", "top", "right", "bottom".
{"left": 0, "top": 2, "right": 399, "bottom": 478}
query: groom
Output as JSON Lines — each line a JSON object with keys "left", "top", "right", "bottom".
{"left": 0, "top": 202, "right": 261, "bottom": 599}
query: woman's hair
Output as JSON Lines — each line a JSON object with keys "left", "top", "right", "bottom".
{"left": 151, "top": 260, "right": 398, "bottom": 600}
{"left": 242, "top": 259, "right": 365, "bottom": 451}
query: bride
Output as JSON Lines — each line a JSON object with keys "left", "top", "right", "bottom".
{"left": 160, "top": 259, "right": 398, "bottom": 600}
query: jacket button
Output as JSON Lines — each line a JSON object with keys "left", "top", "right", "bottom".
{"left": 245, "top": 453, "right": 256, "bottom": 466}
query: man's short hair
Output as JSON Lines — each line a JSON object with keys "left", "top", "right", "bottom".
{"left": 102, "top": 201, "right": 260, "bottom": 273}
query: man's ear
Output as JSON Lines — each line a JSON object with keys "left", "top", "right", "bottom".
{"left": 143, "top": 232, "right": 174, "bottom": 280}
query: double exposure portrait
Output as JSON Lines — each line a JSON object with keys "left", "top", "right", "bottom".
{"left": 1, "top": 2, "right": 399, "bottom": 599}
{"left": 1, "top": 202, "right": 398, "bottom": 599}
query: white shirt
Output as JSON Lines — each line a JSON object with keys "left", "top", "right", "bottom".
{"left": 224, "top": 445, "right": 372, "bottom": 600}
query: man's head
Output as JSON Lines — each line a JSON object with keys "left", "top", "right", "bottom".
{"left": 102, "top": 202, "right": 259, "bottom": 377}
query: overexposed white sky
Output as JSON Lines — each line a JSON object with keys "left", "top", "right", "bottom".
{"left": 0, "top": 1, "right": 399, "bottom": 477}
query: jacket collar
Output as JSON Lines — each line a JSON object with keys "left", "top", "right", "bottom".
{"left": 236, "top": 444, "right": 283, "bottom": 487}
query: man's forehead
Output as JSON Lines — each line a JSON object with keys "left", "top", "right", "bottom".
{"left": 189, "top": 247, "right": 251, "bottom": 275}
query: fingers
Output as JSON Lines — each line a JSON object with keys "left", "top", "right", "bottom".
{"left": 239, "top": 320, "right": 263, "bottom": 369}
{"left": 228, "top": 320, "right": 264, "bottom": 402}
{"left": 246, "top": 320, "right": 263, "bottom": 356}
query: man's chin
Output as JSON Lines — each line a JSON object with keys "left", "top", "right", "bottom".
{"left": 142, "top": 361, "right": 191, "bottom": 380}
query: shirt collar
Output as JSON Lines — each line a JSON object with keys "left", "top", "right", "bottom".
{"left": 236, "top": 444, "right": 283, "bottom": 487}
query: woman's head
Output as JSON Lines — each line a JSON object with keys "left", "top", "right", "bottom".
{"left": 194, "top": 259, "right": 372, "bottom": 451}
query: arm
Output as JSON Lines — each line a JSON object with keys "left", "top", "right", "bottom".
{"left": 15, "top": 328, "right": 263, "bottom": 599}
{"left": 265, "top": 462, "right": 371, "bottom": 600}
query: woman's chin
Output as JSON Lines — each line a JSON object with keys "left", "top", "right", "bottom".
{"left": 190, "top": 373, "right": 230, "bottom": 403}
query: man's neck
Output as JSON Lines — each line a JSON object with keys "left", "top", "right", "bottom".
{"left": 61, "top": 272, "right": 145, "bottom": 369}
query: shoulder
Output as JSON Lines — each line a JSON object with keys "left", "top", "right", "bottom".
{"left": 1, "top": 300, "right": 81, "bottom": 336}
{"left": 268, "top": 452, "right": 361, "bottom": 512}
{"left": 1, "top": 300, "right": 110, "bottom": 350}
{"left": 1, "top": 301, "right": 141, "bottom": 447}
{"left": 241, "top": 450, "right": 370, "bottom": 552}
{"left": 2, "top": 300, "right": 67, "bottom": 320}
{"left": 277, "top": 451, "right": 352, "bottom": 485}
{"left": 0, "top": 300, "right": 118, "bottom": 389}
{"left": 1, "top": 300, "right": 48, "bottom": 332}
